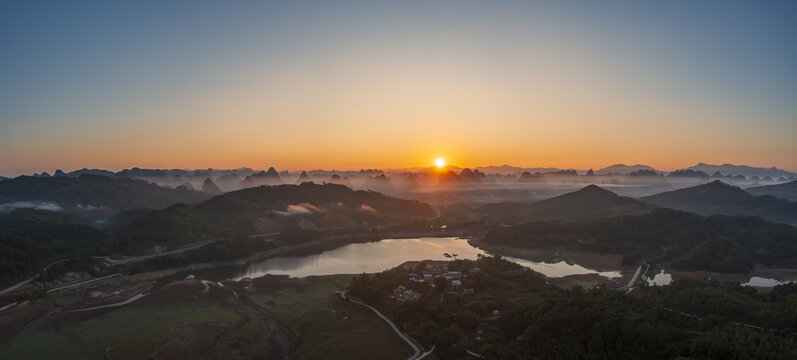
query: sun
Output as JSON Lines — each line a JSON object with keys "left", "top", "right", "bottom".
{"left": 435, "top": 158, "right": 446, "bottom": 168}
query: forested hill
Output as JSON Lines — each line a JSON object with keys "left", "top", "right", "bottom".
{"left": 482, "top": 208, "right": 797, "bottom": 273}
{"left": 109, "top": 183, "right": 437, "bottom": 254}
{"left": 0, "top": 175, "right": 211, "bottom": 210}
{"left": 641, "top": 180, "right": 797, "bottom": 225}
{"left": 0, "top": 209, "right": 106, "bottom": 287}
{"left": 195, "top": 182, "right": 436, "bottom": 230}
{"left": 442, "top": 184, "right": 650, "bottom": 224}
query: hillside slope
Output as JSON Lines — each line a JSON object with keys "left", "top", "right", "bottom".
{"left": 641, "top": 181, "right": 796, "bottom": 224}
{"left": 455, "top": 185, "right": 650, "bottom": 224}
{"left": 0, "top": 175, "right": 211, "bottom": 211}
{"left": 746, "top": 181, "right": 797, "bottom": 201}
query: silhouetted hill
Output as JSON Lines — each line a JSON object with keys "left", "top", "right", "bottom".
{"left": 463, "top": 185, "right": 649, "bottom": 224}
{"left": 518, "top": 172, "right": 544, "bottom": 182}
{"left": 215, "top": 173, "right": 241, "bottom": 190}
{"left": 641, "top": 181, "right": 796, "bottom": 224}
{"left": 296, "top": 170, "right": 312, "bottom": 184}
{"left": 0, "top": 175, "right": 211, "bottom": 211}
{"left": 687, "top": 163, "right": 797, "bottom": 179}
{"left": 201, "top": 178, "right": 223, "bottom": 195}
{"left": 747, "top": 181, "right": 797, "bottom": 201}
{"left": 458, "top": 168, "right": 481, "bottom": 182}
{"left": 196, "top": 183, "right": 435, "bottom": 232}
{"left": 242, "top": 167, "right": 283, "bottom": 188}
{"left": 667, "top": 169, "right": 710, "bottom": 178}
{"left": 66, "top": 168, "right": 116, "bottom": 178}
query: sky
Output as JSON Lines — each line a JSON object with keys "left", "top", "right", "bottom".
{"left": 1, "top": 1, "right": 796, "bottom": 176}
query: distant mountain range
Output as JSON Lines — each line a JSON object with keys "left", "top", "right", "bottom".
{"left": 595, "top": 164, "right": 659, "bottom": 175}
{"left": 3, "top": 163, "right": 795, "bottom": 201}
{"left": 473, "top": 165, "right": 563, "bottom": 175}
{"left": 640, "top": 180, "right": 797, "bottom": 225}
{"left": 686, "top": 163, "right": 797, "bottom": 179}
{"left": 6, "top": 162, "right": 795, "bottom": 182}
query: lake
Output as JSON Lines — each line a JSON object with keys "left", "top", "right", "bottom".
{"left": 233, "top": 237, "right": 622, "bottom": 280}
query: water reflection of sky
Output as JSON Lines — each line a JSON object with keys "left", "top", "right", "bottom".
{"left": 233, "top": 237, "right": 622, "bottom": 280}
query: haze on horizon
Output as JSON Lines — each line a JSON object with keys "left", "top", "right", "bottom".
{"left": 1, "top": 1, "right": 796, "bottom": 176}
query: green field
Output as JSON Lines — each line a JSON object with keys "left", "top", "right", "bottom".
{"left": 250, "top": 275, "right": 412, "bottom": 360}
{"left": 0, "top": 296, "right": 267, "bottom": 359}
{"left": 0, "top": 275, "right": 414, "bottom": 360}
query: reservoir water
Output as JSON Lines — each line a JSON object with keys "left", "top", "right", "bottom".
{"left": 234, "top": 237, "right": 622, "bottom": 280}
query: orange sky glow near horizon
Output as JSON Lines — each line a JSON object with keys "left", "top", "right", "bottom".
{"left": 1, "top": 2, "right": 796, "bottom": 177}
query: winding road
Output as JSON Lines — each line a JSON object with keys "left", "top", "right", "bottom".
{"left": 64, "top": 293, "right": 148, "bottom": 312}
{"left": 0, "top": 258, "right": 78, "bottom": 296}
{"left": 339, "top": 290, "right": 432, "bottom": 360}
{"left": 94, "top": 243, "right": 207, "bottom": 264}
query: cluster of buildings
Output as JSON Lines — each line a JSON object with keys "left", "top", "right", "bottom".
{"left": 391, "top": 264, "right": 485, "bottom": 303}
{"left": 407, "top": 265, "right": 481, "bottom": 294}
{"left": 392, "top": 285, "right": 422, "bottom": 302}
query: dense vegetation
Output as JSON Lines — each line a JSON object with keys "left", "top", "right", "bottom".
{"left": 107, "top": 204, "right": 229, "bottom": 254}
{"left": 0, "top": 232, "right": 45, "bottom": 286}
{"left": 483, "top": 208, "right": 797, "bottom": 273}
{"left": 0, "top": 209, "right": 109, "bottom": 286}
{"left": 0, "top": 208, "right": 105, "bottom": 255}
{"left": 349, "top": 256, "right": 797, "bottom": 360}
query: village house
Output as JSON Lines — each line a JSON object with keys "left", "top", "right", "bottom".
{"left": 450, "top": 279, "right": 462, "bottom": 292}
